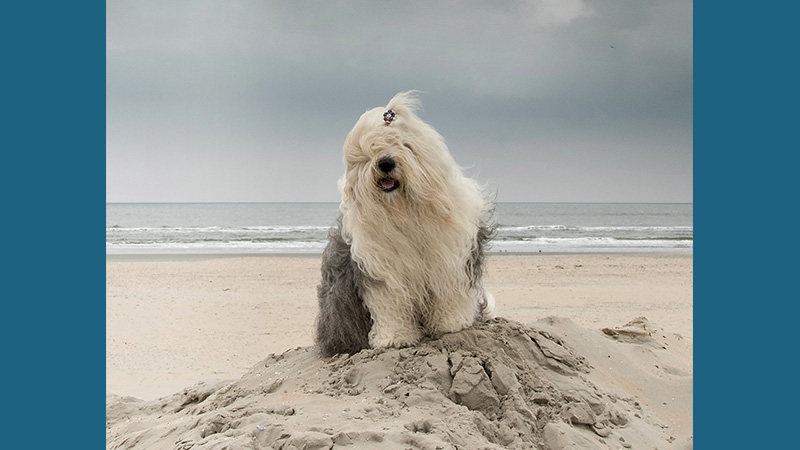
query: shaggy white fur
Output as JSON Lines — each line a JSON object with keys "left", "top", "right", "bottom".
{"left": 338, "top": 91, "right": 496, "bottom": 349}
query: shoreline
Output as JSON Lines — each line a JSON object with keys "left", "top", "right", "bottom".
{"left": 106, "top": 250, "right": 692, "bottom": 262}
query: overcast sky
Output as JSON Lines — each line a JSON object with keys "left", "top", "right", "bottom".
{"left": 106, "top": 0, "right": 692, "bottom": 203}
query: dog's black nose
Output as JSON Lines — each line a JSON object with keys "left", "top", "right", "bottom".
{"left": 378, "top": 157, "right": 396, "bottom": 173}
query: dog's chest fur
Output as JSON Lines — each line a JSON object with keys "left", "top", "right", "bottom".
{"left": 347, "top": 203, "right": 475, "bottom": 293}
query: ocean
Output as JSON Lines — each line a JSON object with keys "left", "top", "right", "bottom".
{"left": 106, "top": 203, "right": 693, "bottom": 255}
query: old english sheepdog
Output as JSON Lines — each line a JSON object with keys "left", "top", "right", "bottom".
{"left": 315, "top": 91, "right": 496, "bottom": 357}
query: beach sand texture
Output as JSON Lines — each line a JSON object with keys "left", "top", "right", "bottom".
{"left": 106, "top": 254, "right": 692, "bottom": 449}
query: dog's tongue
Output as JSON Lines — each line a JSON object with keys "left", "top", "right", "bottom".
{"left": 380, "top": 178, "right": 397, "bottom": 190}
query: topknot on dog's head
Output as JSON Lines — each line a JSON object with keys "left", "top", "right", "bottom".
{"left": 344, "top": 90, "right": 431, "bottom": 152}
{"left": 383, "top": 90, "right": 422, "bottom": 123}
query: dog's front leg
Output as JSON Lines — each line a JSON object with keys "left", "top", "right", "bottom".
{"left": 363, "top": 285, "right": 422, "bottom": 349}
{"left": 423, "top": 290, "right": 477, "bottom": 337}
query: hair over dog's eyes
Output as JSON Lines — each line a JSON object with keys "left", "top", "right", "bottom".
{"left": 402, "top": 142, "right": 414, "bottom": 153}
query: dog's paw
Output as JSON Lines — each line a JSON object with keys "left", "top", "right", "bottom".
{"left": 369, "top": 326, "right": 422, "bottom": 350}
{"left": 370, "top": 336, "right": 416, "bottom": 350}
{"left": 424, "top": 317, "right": 473, "bottom": 338}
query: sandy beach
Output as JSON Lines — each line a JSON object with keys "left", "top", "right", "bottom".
{"left": 106, "top": 253, "right": 692, "bottom": 449}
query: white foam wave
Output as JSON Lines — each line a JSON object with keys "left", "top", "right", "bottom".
{"left": 106, "top": 240, "right": 328, "bottom": 254}
{"left": 498, "top": 225, "right": 693, "bottom": 232}
{"left": 106, "top": 226, "right": 331, "bottom": 234}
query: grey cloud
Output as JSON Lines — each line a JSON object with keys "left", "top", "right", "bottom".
{"left": 107, "top": 0, "right": 692, "bottom": 203}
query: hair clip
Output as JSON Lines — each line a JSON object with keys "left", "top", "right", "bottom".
{"left": 383, "top": 109, "right": 396, "bottom": 123}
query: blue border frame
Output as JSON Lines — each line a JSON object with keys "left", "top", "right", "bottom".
{"left": 5, "top": 3, "right": 105, "bottom": 444}
{"left": 695, "top": 1, "right": 794, "bottom": 447}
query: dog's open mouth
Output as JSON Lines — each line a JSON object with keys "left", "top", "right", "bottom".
{"left": 379, "top": 177, "right": 400, "bottom": 192}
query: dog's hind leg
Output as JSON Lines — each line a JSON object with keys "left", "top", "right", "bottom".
{"left": 315, "top": 224, "right": 372, "bottom": 357}
{"left": 476, "top": 289, "right": 496, "bottom": 321}
{"left": 462, "top": 222, "right": 497, "bottom": 324}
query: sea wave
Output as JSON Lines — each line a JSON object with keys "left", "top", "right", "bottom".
{"left": 106, "top": 202, "right": 692, "bottom": 255}
{"left": 106, "top": 236, "right": 692, "bottom": 255}
{"left": 491, "top": 237, "right": 693, "bottom": 253}
{"left": 106, "top": 240, "right": 327, "bottom": 254}
{"left": 106, "top": 225, "right": 331, "bottom": 233}
{"left": 497, "top": 225, "right": 693, "bottom": 232}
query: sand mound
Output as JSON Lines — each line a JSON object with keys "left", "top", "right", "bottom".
{"left": 107, "top": 317, "right": 692, "bottom": 450}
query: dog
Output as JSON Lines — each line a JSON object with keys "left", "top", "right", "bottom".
{"left": 315, "top": 91, "right": 496, "bottom": 357}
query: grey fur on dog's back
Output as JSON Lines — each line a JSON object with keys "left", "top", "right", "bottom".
{"left": 315, "top": 219, "right": 373, "bottom": 357}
